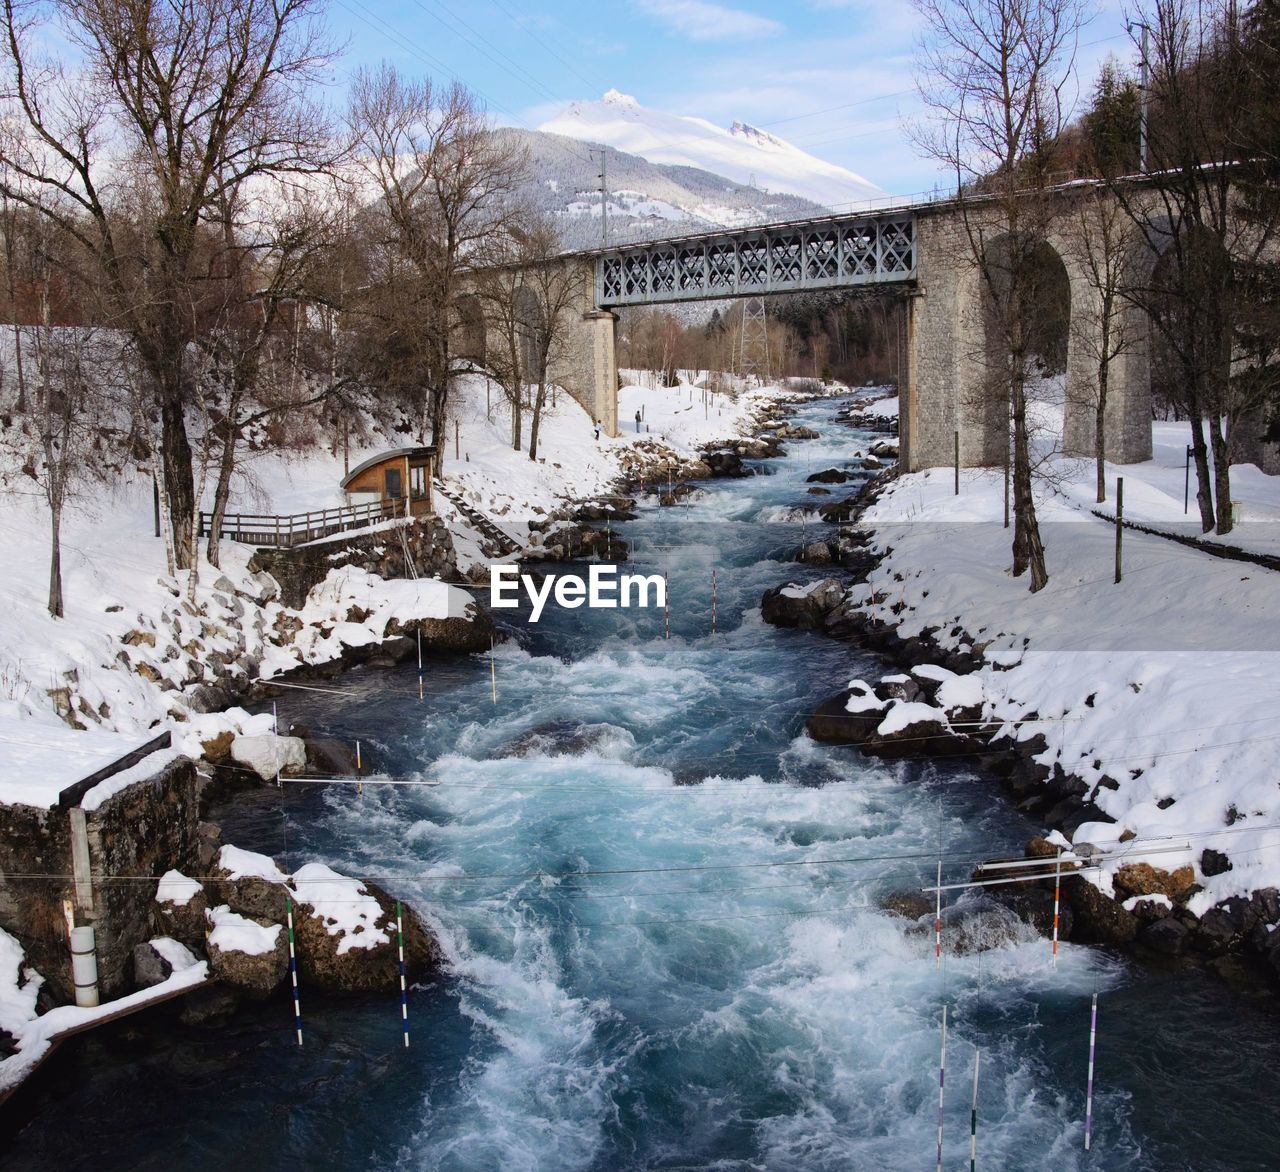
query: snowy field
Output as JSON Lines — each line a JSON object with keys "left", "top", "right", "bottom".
{"left": 854, "top": 398, "right": 1280, "bottom": 903}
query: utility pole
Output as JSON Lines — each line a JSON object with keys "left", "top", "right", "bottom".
{"left": 592, "top": 147, "right": 609, "bottom": 248}
{"left": 1130, "top": 21, "right": 1150, "bottom": 172}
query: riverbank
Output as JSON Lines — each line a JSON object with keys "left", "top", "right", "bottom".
{"left": 764, "top": 400, "right": 1280, "bottom": 990}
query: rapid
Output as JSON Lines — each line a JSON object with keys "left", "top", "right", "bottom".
{"left": 8, "top": 396, "right": 1280, "bottom": 1172}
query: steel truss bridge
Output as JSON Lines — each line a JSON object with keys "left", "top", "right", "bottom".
{"left": 592, "top": 211, "right": 917, "bottom": 308}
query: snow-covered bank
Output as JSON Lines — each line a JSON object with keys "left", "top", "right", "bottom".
{"left": 793, "top": 394, "right": 1280, "bottom": 968}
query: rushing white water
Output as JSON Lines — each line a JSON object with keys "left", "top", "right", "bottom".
{"left": 287, "top": 399, "right": 1154, "bottom": 1171}
{"left": 13, "top": 397, "right": 1280, "bottom": 1171}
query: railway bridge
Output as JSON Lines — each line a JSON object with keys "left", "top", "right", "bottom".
{"left": 537, "top": 184, "right": 1154, "bottom": 471}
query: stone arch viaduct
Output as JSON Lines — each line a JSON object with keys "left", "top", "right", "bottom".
{"left": 522, "top": 183, "right": 1166, "bottom": 470}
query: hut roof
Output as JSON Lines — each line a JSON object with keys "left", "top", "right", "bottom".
{"left": 340, "top": 446, "right": 436, "bottom": 490}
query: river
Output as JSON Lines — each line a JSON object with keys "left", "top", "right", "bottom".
{"left": 7, "top": 396, "right": 1280, "bottom": 1171}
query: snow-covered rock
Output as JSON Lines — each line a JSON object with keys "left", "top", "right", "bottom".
{"left": 229, "top": 734, "right": 306, "bottom": 781}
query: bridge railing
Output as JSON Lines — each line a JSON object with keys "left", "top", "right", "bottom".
{"left": 198, "top": 497, "right": 405, "bottom": 549}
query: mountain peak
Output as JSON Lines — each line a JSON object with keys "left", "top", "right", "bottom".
{"left": 728, "top": 121, "right": 788, "bottom": 150}
{"left": 537, "top": 92, "right": 887, "bottom": 209}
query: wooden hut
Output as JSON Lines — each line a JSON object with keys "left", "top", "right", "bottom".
{"left": 340, "top": 446, "right": 437, "bottom": 517}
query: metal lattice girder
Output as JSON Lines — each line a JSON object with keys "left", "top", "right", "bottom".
{"left": 595, "top": 212, "right": 915, "bottom": 307}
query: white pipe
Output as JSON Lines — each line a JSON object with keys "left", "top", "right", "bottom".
{"left": 70, "top": 924, "right": 99, "bottom": 1008}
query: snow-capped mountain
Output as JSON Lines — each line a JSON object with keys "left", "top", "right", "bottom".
{"left": 498, "top": 127, "right": 831, "bottom": 250}
{"left": 537, "top": 89, "right": 885, "bottom": 210}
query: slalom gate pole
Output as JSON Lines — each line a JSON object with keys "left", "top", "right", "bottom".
{"left": 417, "top": 628, "right": 423, "bottom": 701}
{"left": 664, "top": 573, "right": 670, "bottom": 640}
{"left": 396, "top": 901, "right": 410, "bottom": 1048}
{"left": 273, "top": 702, "right": 281, "bottom": 789}
{"left": 356, "top": 740, "right": 363, "bottom": 796}
{"left": 286, "top": 896, "right": 302, "bottom": 1045}
{"left": 490, "top": 637, "right": 498, "bottom": 702}
{"left": 970, "top": 1049, "right": 980, "bottom": 1172}
{"left": 935, "top": 859, "right": 942, "bottom": 968}
{"left": 936, "top": 1004, "right": 947, "bottom": 1172}
{"left": 1084, "top": 992, "right": 1098, "bottom": 1150}
{"left": 1052, "top": 854, "right": 1062, "bottom": 968}
{"left": 711, "top": 569, "right": 717, "bottom": 634}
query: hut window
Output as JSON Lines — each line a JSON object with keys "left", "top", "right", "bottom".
{"left": 385, "top": 467, "right": 403, "bottom": 498}
{"left": 410, "top": 464, "right": 427, "bottom": 499}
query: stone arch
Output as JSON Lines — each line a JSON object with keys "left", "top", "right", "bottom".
{"left": 514, "top": 285, "right": 544, "bottom": 378}
{"left": 456, "top": 293, "right": 486, "bottom": 365}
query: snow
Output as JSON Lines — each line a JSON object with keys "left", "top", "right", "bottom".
{"left": 291, "top": 862, "right": 389, "bottom": 953}
{"left": 149, "top": 936, "right": 199, "bottom": 972}
{"left": 539, "top": 90, "right": 887, "bottom": 209}
{"left": 206, "top": 905, "right": 281, "bottom": 956}
{"left": 228, "top": 733, "right": 305, "bottom": 781}
{"left": 154, "top": 870, "right": 203, "bottom": 906}
{"left": 218, "top": 844, "right": 288, "bottom": 884}
{"left": 80, "top": 747, "right": 182, "bottom": 811}
{"left": 0, "top": 707, "right": 171, "bottom": 810}
{"left": 876, "top": 701, "right": 947, "bottom": 737}
{"left": 0, "top": 926, "right": 41, "bottom": 1039}
{"left": 846, "top": 388, "right": 1280, "bottom": 905}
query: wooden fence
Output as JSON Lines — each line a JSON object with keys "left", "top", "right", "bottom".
{"left": 198, "top": 498, "right": 403, "bottom": 549}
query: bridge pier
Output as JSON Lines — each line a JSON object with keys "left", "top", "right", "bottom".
{"left": 1061, "top": 286, "right": 1152, "bottom": 464}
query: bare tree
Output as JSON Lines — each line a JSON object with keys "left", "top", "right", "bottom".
{"left": 347, "top": 65, "right": 526, "bottom": 468}
{"left": 0, "top": 0, "right": 340, "bottom": 569}
{"left": 1064, "top": 180, "right": 1141, "bottom": 502}
{"left": 913, "top": 0, "right": 1086, "bottom": 591}
{"left": 15, "top": 328, "right": 107, "bottom": 616}
{"left": 1114, "top": 0, "right": 1280, "bottom": 534}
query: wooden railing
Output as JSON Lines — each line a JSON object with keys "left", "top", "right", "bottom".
{"left": 199, "top": 497, "right": 405, "bottom": 549}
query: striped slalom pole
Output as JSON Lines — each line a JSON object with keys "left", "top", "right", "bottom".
{"left": 1052, "top": 854, "right": 1062, "bottom": 967}
{"left": 711, "top": 569, "right": 717, "bottom": 634}
{"left": 396, "top": 901, "right": 410, "bottom": 1048}
{"left": 417, "top": 628, "right": 424, "bottom": 702}
{"left": 286, "top": 896, "right": 302, "bottom": 1045}
{"left": 935, "top": 860, "right": 943, "bottom": 968}
{"left": 490, "top": 637, "right": 498, "bottom": 703}
{"left": 356, "top": 740, "right": 363, "bottom": 796}
{"left": 273, "top": 701, "right": 281, "bottom": 789}
{"left": 936, "top": 1004, "right": 947, "bottom": 1172}
{"left": 969, "top": 1049, "right": 980, "bottom": 1172}
{"left": 1084, "top": 992, "right": 1098, "bottom": 1150}
{"left": 664, "top": 572, "right": 670, "bottom": 639}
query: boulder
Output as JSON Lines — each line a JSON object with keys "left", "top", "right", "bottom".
{"left": 1201, "top": 848, "right": 1232, "bottom": 877}
{"left": 1194, "top": 897, "right": 1258, "bottom": 955}
{"left": 805, "top": 684, "right": 887, "bottom": 745}
{"left": 1139, "top": 916, "right": 1191, "bottom": 955}
{"left": 1113, "top": 863, "right": 1196, "bottom": 902}
{"left": 230, "top": 733, "right": 306, "bottom": 781}
{"left": 210, "top": 846, "right": 293, "bottom": 923}
{"left": 133, "top": 937, "right": 199, "bottom": 988}
{"left": 806, "top": 468, "right": 852, "bottom": 484}
{"left": 199, "top": 729, "right": 235, "bottom": 763}
{"left": 704, "top": 449, "right": 747, "bottom": 477}
{"left": 862, "top": 701, "right": 967, "bottom": 759}
{"left": 879, "top": 891, "right": 933, "bottom": 920}
{"left": 205, "top": 906, "right": 288, "bottom": 996}
{"left": 152, "top": 871, "right": 210, "bottom": 951}
{"left": 817, "top": 496, "right": 861, "bottom": 523}
{"left": 760, "top": 579, "right": 845, "bottom": 630}
{"left": 290, "top": 867, "right": 441, "bottom": 992}
{"left": 795, "top": 541, "right": 834, "bottom": 566}
{"left": 384, "top": 601, "right": 496, "bottom": 654}
{"left": 1066, "top": 876, "right": 1138, "bottom": 945}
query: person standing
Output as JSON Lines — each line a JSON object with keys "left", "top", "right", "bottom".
{"left": 593, "top": 420, "right": 601, "bottom": 441}
{"left": 634, "top": 409, "right": 642, "bottom": 433}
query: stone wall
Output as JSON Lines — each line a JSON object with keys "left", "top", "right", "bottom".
{"left": 249, "top": 516, "right": 458, "bottom": 610}
{"left": 0, "top": 756, "right": 200, "bottom": 1002}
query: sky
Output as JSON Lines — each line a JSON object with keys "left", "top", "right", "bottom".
{"left": 326, "top": 0, "right": 1138, "bottom": 196}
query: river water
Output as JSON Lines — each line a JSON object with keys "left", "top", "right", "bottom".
{"left": 7, "top": 397, "right": 1280, "bottom": 1171}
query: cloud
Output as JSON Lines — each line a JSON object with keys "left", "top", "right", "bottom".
{"left": 636, "top": 0, "right": 782, "bottom": 42}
